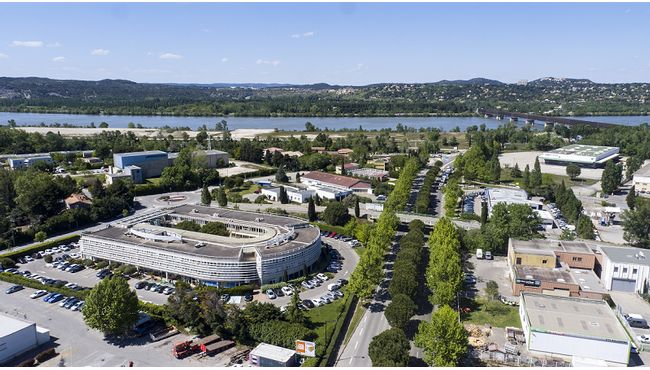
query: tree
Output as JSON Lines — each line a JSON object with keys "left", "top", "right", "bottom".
{"left": 576, "top": 214, "right": 594, "bottom": 240}
{"left": 566, "top": 163, "right": 581, "bottom": 180}
{"left": 295, "top": 172, "right": 301, "bottom": 183}
{"left": 83, "top": 277, "right": 139, "bottom": 336}
{"left": 621, "top": 200, "right": 650, "bottom": 248}
{"left": 354, "top": 197, "right": 360, "bottom": 218}
{"left": 627, "top": 186, "right": 637, "bottom": 210}
{"left": 369, "top": 328, "right": 410, "bottom": 367}
{"left": 98, "top": 122, "right": 109, "bottom": 128}
{"left": 216, "top": 187, "right": 228, "bottom": 207}
{"left": 175, "top": 220, "right": 201, "bottom": 232}
{"left": 285, "top": 291, "right": 306, "bottom": 325}
{"left": 522, "top": 164, "right": 530, "bottom": 189}
{"left": 601, "top": 161, "right": 623, "bottom": 195}
{"left": 307, "top": 198, "right": 317, "bottom": 222}
{"left": 275, "top": 167, "right": 289, "bottom": 183}
{"left": 201, "top": 185, "right": 212, "bottom": 205}
{"left": 415, "top": 305, "right": 468, "bottom": 367}
{"left": 510, "top": 163, "right": 521, "bottom": 178}
{"left": 384, "top": 294, "right": 416, "bottom": 329}
{"left": 626, "top": 156, "right": 643, "bottom": 180}
{"left": 322, "top": 201, "right": 350, "bottom": 226}
{"left": 530, "top": 157, "right": 542, "bottom": 188}
{"left": 484, "top": 280, "right": 499, "bottom": 301}
{"left": 43, "top": 254, "right": 53, "bottom": 263}
{"left": 279, "top": 186, "right": 289, "bottom": 204}
{"left": 34, "top": 231, "right": 47, "bottom": 242}
{"left": 201, "top": 221, "right": 229, "bottom": 236}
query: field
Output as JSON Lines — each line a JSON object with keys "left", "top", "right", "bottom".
{"left": 461, "top": 297, "right": 521, "bottom": 328}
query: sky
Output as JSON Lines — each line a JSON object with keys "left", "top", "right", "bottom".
{"left": 1, "top": 2, "right": 649, "bottom": 85}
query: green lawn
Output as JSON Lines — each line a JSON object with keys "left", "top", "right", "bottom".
{"left": 302, "top": 293, "right": 353, "bottom": 366}
{"left": 343, "top": 301, "right": 365, "bottom": 345}
{"left": 146, "top": 177, "right": 163, "bottom": 185}
{"left": 461, "top": 297, "right": 521, "bottom": 328}
{"left": 498, "top": 170, "right": 598, "bottom": 188}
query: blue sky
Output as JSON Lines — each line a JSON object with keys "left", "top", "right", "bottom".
{"left": 1, "top": 2, "right": 649, "bottom": 85}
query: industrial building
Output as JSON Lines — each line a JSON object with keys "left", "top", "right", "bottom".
{"left": 599, "top": 245, "right": 650, "bottom": 293}
{"left": 0, "top": 314, "right": 50, "bottom": 365}
{"left": 261, "top": 186, "right": 315, "bottom": 203}
{"left": 8, "top": 154, "right": 53, "bottom": 170}
{"left": 249, "top": 343, "right": 296, "bottom": 367}
{"left": 539, "top": 144, "right": 620, "bottom": 168}
{"left": 112, "top": 150, "right": 229, "bottom": 184}
{"left": 80, "top": 205, "right": 321, "bottom": 287}
{"left": 347, "top": 168, "right": 389, "bottom": 182}
{"left": 632, "top": 162, "right": 650, "bottom": 195}
{"left": 301, "top": 171, "right": 372, "bottom": 195}
{"left": 519, "top": 293, "right": 631, "bottom": 366}
{"left": 484, "top": 188, "right": 542, "bottom": 216}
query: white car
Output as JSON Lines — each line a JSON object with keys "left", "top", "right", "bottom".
{"left": 71, "top": 300, "right": 84, "bottom": 311}
{"left": 301, "top": 281, "right": 314, "bottom": 289}
{"left": 25, "top": 256, "right": 34, "bottom": 262}
{"left": 30, "top": 290, "right": 48, "bottom": 299}
{"left": 266, "top": 289, "right": 277, "bottom": 300}
{"left": 310, "top": 298, "right": 323, "bottom": 307}
{"left": 327, "top": 283, "right": 341, "bottom": 291}
{"left": 316, "top": 273, "right": 329, "bottom": 282}
{"left": 281, "top": 286, "right": 294, "bottom": 296}
{"left": 280, "top": 305, "right": 288, "bottom": 313}
{"left": 64, "top": 283, "right": 78, "bottom": 290}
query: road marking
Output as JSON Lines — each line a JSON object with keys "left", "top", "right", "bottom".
{"left": 359, "top": 327, "right": 364, "bottom": 335}
{"left": 344, "top": 270, "right": 348, "bottom": 276}
{"left": 349, "top": 357, "right": 353, "bottom": 365}
{"left": 355, "top": 341, "right": 359, "bottom": 349}
{"left": 364, "top": 316, "right": 368, "bottom": 323}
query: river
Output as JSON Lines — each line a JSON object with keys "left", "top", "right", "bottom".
{"left": 0, "top": 112, "right": 647, "bottom": 131}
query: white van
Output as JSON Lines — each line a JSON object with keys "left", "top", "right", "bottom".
{"left": 476, "top": 248, "right": 484, "bottom": 259}
{"left": 626, "top": 314, "right": 649, "bottom": 328}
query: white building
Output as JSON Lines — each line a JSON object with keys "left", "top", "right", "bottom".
{"left": 0, "top": 314, "right": 50, "bottom": 365}
{"left": 249, "top": 343, "right": 296, "bottom": 367}
{"left": 80, "top": 205, "right": 322, "bottom": 287}
{"left": 261, "top": 186, "right": 315, "bottom": 203}
{"left": 539, "top": 144, "right": 620, "bottom": 168}
{"left": 519, "top": 293, "right": 630, "bottom": 366}
{"left": 598, "top": 245, "right": 650, "bottom": 293}
{"left": 485, "top": 187, "right": 542, "bottom": 216}
{"left": 301, "top": 171, "right": 372, "bottom": 195}
{"left": 632, "top": 162, "right": 650, "bottom": 195}
{"left": 8, "top": 155, "right": 53, "bottom": 170}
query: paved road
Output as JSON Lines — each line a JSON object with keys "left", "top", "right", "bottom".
{"left": 257, "top": 237, "right": 359, "bottom": 306}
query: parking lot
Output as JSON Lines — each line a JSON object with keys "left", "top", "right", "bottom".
{"left": 0, "top": 280, "right": 217, "bottom": 367}
{"left": 469, "top": 254, "right": 513, "bottom": 299}
{"left": 610, "top": 291, "right": 650, "bottom": 337}
{"left": 257, "top": 235, "right": 359, "bottom": 308}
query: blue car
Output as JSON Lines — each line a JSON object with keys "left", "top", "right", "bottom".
{"left": 42, "top": 292, "right": 57, "bottom": 302}
{"left": 48, "top": 294, "right": 64, "bottom": 304}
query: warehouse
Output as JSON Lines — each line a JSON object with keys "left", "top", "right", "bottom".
{"left": 539, "top": 144, "right": 620, "bottom": 168}
{"left": 261, "top": 186, "right": 315, "bottom": 203}
{"left": 485, "top": 188, "right": 542, "bottom": 216}
{"left": 632, "top": 162, "right": 650, "bottom": 195}
{"left": 598, "top": 245, "right": 650, "bottom": 293}
{"left": 301, "top": 171, "right": 372, "bottom": 194}
{"left": 80, "top": 205, "right": 322, "bottom": 286}
{"left": 0, "top": 314, "right": 50, "bottom": 365}
{"left": 249, "top": 343, "right": 296, "bottom": 367}
{"left": 113, "top": 150, "right": 169, "bottom": 179}
{"left": 519, "top": 293, "right": 630, "bottom": 366}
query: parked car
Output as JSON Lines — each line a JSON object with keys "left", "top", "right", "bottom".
{"left": 281, "top": 286, "right": 294, "bottom": 296}
{"left": 47, "top": 293, "right": 64, "bottom": 304}
{"left": 485, "top": 251, "right": 493, "bottom": 260}
{"left": 30, "top": 290, "right": 48, "bottom": 299}
{"left": 59, "top": 296, "right": 76, "bottom": 307}
{"left": 332, "top": 290, "right": 344, "bottom": 299}
{"left": 337, "top": 278, "right": 348, "bottom": 286}
{"left": 266, "top": 289, "right": 277, "bottom": 300}
{"left": 638, "top": 335, "right": 650, "bottom": 344}
{"left": 302, "top": 299, "right": 315, "bottom": 309}
{"left": 5, "top": 285, "right": 24, "bottom": 294}
{"left": 463, "top": 274, "right": 477, "bottom": 285}
{"left": 301, "top": 281, "right": 314, "bottom": 289}
{"left": 96, "top": 269, "right": 111, "bottom": 278}
{"left": 71, "top": 300, "right": 84, "bottom": 311}
{"left": 316, "top": 273, "right": 329, "bottom": 281}
{"left": 221, "top": 294, "right": 231, "bottom": 302}
{"left": 164, "top": 287, "right": 175, "bottom": 295}
{"left": 310, "top": 298, "right": 323, "bottom": 307}
{"left": 135, "top": 281, "right": 147, "bottom": 289}
{"left": 244, "top": 293, "right": 253, "bottom": 302}
{"left": 273, "top": 288, "right": 284, "bottom": 297}
{"left": 25, "top": 256, "right": 34, "bottom": 262}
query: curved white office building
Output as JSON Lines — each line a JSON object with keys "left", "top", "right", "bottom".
{"left": 80, "top": 205, "right": 322, "bottom": 287}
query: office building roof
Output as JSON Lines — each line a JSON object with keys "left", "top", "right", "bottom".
{"left": 599, "top": 245, "right": 650, "bottom": 266}
{"left": 510, "top": 239, "right": 593, "bottom": 256}
{"left": 250, "top": 343, "right": 295, "bottom": 363}
{"left": 302, "top": 171, "right": 370, "bottom": 189}
{"left": 521, "top": 293, "right": 628, "bottom": 343}
{"left": 634, "top": 162, "right": 650, "bottom": 177}
{"left": 114, "top": 150, "right": 167, "bottom": 158}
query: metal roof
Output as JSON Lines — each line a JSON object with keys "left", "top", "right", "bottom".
{"left": 599, "top": 245, "right": 650, "bottom": 266}
{"left": 250, "top": 343, "right": 295, "bottom": 362}
{"left": 0, "top": 314, "right": 33, "bottom": 338}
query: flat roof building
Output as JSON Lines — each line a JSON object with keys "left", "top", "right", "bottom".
{"left": 301, "top": 171, "right": 372, "bottom": 194}
{"left": 485, "top": 187, "right": 542, "bottom": 216}
{"left": 0, "top": 314, "right": 50, "bottom": 365}
{"left": 113, "top": 150, "right": 168, "bottom": 180}
{"left": 598, "top": 245, "right": 650, "bottom": 293}
{"left": 632, "top": 162, "right": 650, "bottom": 195}
{"left": 80, "top": 205, "right": 321, "bottom": 287}
{"left": 539, "top": 144, "right": 620, "bottom": 168}
{"left": 8, "top": 155, "right": 53, "bottom": 170}
{"left": 519, "top": 293, "right": 630, "bottom": 366}
{"left": 249, "top": 343, "right": 296, "bottom": 367}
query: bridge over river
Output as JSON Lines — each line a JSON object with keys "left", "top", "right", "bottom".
{"left": 477, "top": 108, "right": 620, "bottom": 129}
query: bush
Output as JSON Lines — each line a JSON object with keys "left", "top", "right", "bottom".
{"left": 35, "top": 348, "right": 56, "bottom": 363}
{"left": 0, "top": 235, "right": 80, "bottom": 260}
{"left": 1, "top": 257, "right": 16, "bottom": 269}
{"left": 95, "top": 261, "right": 109, "bottom": 269}
{"left": 43, "top": 254, "right": 53, "bottom": 263}
{"left": 248, "top": 320, "right": 313, "bottom": 349}
{"left": 322, "top": 202, "right": 350, "bottom": 226}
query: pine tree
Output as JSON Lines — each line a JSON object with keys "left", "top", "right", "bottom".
{"left": 307, "top": 197, "right": 317, "bottom": 221}
{"left": 279, "top": 186, "right": 289, "bottom": 204}
{"left": 480, "top": 201, "right": 488, "bottom": 225}
{"left": 216, "top": 187, "right": 228, "bottom": 207}
{"left": 201, "top": 185, "right": 212, "bottom": 205}
{"left": 531, "top": 157, "right": 542, "bottom": 188}
{"left": 510, "top": 163, "right": 521, "bottom": 178}
{"left": 522, "top": 164, "right": 530, "bottom": 189}
{"left": 354, "top": 197, "right": 360, "bottom": 218}
{"left": 627, "top": 186, "right": 637, "bottom": 210}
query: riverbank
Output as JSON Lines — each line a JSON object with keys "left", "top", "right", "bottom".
{"left": 14, "top": 126, "right": 275, "bottom": 140}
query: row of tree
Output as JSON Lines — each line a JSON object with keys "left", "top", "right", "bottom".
{"left": 383, "top": 157, "right": 421, "bottom": 212}
{"left": 416, "top": 217, "right": 468, "bottom": 366}
{"left": 413, "top": 166, "right": 440, "bottom": 214}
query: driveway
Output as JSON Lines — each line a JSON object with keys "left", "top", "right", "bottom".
{"left": 609, "top": 291, "right": 650, "bottom": 337}
{"left": 469, "top": 255, "right": 513, "bottom": 299}
{"left": 257, "top": 236, "right": 359, "bottom": 306}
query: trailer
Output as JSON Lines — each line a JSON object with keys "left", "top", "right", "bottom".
{"left": 202, "top": 340, "right": 235, "bottom": 356}
{"left": 172, "top": 340, "right": 200, "bottom": 359}
{"left": 198, "top": 334, "right": 221, "bottom": 348}
{"left": 150, "top": 326, "right": 179, "bottom": 342}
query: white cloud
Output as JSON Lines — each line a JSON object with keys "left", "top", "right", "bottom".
{"left": 0, "top": 53, "right": 8, "bottom": 59}
{"left": 47, "top": 42, "right": 62, "bottom": 48}
{"left": 159, "top": 52, "right": 183, "bottom": 60}
{"left": 52, "top": 56, "right": 65, "bottom": 62}
{"left": 221, "top": 57, "right": 229, "bottom": 63}
{"left": 256, "top": 59, "right": 280, "bottom": 67}
{"left": 291, "top": 31, "right": 315, "bottom": 39}
{"left": 11, "top": 40, "right": 44, "bottom": 48}
{"left": 91, "top": 48, "right": 110, "bottom": 56}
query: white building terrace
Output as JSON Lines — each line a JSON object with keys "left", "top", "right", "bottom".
{"left": 539, "top": 144, "right": 620, "bottom": 168}
{"left": 80, "top": 205, "right": 322, "bottom": 287}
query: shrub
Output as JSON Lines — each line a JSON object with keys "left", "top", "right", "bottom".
{"left": 0, "top": 235, "right": 79, "bottom": 260}
{"left": 1, "top": 257, "right": 16, "bottom": 269}
{"left": 44, "top": 254, "right": 53, "bottom": 263}
{"left": 95, "top": 261, "right": 109, "bottom": 269}
{"left": 35, "top": 348, "right": 56, "bottom": 363}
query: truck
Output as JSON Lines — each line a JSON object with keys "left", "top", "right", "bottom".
{"left": 476, "top": 248, "right": 484, "bottom": 259}
{"left": 172, "top": 340, "right": 200, "bottom": 359}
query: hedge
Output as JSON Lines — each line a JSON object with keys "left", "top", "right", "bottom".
{"left": 0, "top": 272, "right": 88, "bottom": 299}
{"left": 0, "top": 235, "right": 80, "bottom": 261}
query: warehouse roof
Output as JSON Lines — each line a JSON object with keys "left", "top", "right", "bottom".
{"left": 114, "top": 150, "right": 167, "bottom": 158}
{"left": 543, "top": 144, "right": 618, "bottom": 157}
{"left": 599, "top": 245, "right": 650, "bottom": 266}
{"left": 634, "top": 162, "right": 650, "bottom": 177}
{"left": 0, "top": 314, "right": 33, "bottom": 338}
{"left": 521, "top": 293, "right": 628, "bottom": 342}
{"left": 250, "top": 343, "right": 295, "bottom": 363}
{"left": 302, "top": 171, "right": 370, "bottom": 189}
{"left": 510, "top": 239, "right": 594, "bottom": 256}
